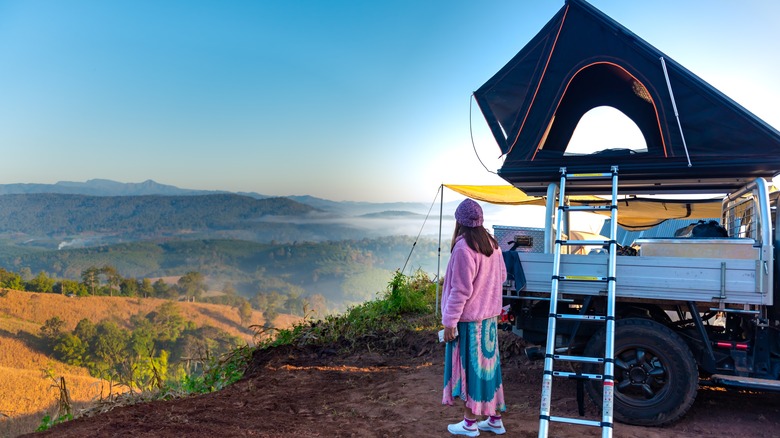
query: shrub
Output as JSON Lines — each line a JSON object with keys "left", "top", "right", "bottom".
{"left": 255, "top": 270, "right": 438, "bottom": 352}
{"left": 173, "top": 346, "right": 252, "bottom": 394}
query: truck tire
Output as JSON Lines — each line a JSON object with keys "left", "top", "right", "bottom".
{"left": 583, "top": 318, "right": 698, "bottom": 426}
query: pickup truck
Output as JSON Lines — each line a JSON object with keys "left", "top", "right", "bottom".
{"left": 469, "top": 0, "right": 780, "bottom": 427}
{"left": 497, "top": 176, "right": 780, "bottom": 425}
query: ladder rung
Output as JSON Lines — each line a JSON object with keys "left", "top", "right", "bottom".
{"left": 552, "top": 354, "right": 604, "bottom": 364}
{"left": 557, "top": 239, "right": 610, "bottom": 246}
{"left": 555, "top": 314, "right": 607, "bottom": 322}
{"left": 553, "top": 371, "right": 603, "bottom": 380}
{"left": 557, "top": 275, "right": 608, "bottom": 282}
{"left": 560, "top": 205, "right": 613, "bottom": 212}
{"left": 565, "top": 172, "right": 613, "bottom": 179}
{"left": 549, "top": 416, "right": 602, "bottom": 427}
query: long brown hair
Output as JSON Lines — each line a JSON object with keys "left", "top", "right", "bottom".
{"left": 451, "top": 223, "right": 499, "bottom": 256}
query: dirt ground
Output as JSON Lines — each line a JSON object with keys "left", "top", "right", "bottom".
{"left": 24, "top": 330, "right": 780, "bottom": 438}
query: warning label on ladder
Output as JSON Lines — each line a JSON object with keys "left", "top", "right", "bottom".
{"left": 603, "top": 381, "right": 614, "bottom": 418}
{"left": 540, "top": 377, "right": 552, "bottom": 412}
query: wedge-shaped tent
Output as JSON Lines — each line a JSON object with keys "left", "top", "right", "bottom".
{"left": 474, "top": 0, "right": 780, "bottom": 195}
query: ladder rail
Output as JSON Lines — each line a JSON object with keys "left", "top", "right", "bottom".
{"left": 601, "top": 166, "right": 619, "bottom": 434}
{"left": 538, "top": 170, "right": 569, "bottom": 437}
{"left": 538, "top": 166, "right": 618, "bottom": 438}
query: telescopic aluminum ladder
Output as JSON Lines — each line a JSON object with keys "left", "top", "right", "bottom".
{"left": 538, "top": 166, "right": 619, "bottom": 438}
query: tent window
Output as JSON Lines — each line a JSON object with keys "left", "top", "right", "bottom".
{"left": 564, "top": 106, "right": 648, "bottom": 156}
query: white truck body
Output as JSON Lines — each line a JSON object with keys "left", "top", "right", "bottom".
{"left": 500, "top": 177, "right": 780, "bottom": 426}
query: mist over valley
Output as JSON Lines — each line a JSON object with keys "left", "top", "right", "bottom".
{"left": 0, "top": 180, "right": 469, "bottom": 314}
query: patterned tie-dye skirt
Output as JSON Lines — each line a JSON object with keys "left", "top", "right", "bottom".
{"left": 442, "top": 316, "right": 506, "bottom": 416}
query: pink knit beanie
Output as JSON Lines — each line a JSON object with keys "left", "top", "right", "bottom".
{"left": 455, "top": 199, "right": 483, "bottom": 227}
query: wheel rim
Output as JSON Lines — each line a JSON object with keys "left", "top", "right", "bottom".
{"left": 613, "top": 346, "right": 669, "bottom": 406}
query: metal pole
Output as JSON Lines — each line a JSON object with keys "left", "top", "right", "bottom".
{"left": 435, "top": 184, "right": 444, "bottom": 317}
{"left": 544, "top": 183, "right": 558, "bottom": 253}
{"left": 660, "top": 56, "right": 692, "bottom": 167}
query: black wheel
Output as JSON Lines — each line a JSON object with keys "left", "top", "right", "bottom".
{"left": 583, "top": 318, "right": 698, "bottom": 426}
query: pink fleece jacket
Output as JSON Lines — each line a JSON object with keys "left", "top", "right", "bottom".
{"left": 441, "top": 236, "right": 507, "bottom": 328}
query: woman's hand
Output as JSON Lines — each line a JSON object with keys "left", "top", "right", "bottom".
{"left": 444, "top": 326, "right": 458, "bottom": 342}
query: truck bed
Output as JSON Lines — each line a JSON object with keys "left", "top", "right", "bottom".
{"left": 516, "top": 247, "right": 770, "bottom": 306}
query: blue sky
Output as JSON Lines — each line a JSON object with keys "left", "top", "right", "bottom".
{"left": 1, "top": 1, "right": 778, "bottom": 202}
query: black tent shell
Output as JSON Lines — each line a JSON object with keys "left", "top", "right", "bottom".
{"left": 475, "top": 0, "right": 780, "bottom": 195}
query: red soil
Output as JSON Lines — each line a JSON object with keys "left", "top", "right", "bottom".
{"left": 25, "top": 330, "right": 780, "bottom": 438}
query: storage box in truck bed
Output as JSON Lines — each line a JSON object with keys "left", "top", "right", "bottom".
{"left": 635, "top": 238, "right": 758, "bottom": 259}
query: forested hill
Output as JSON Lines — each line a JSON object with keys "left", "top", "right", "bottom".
{"left": 0, "top": 193, "right": 316, "bottom": 235}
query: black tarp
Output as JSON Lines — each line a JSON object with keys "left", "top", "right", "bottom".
{"left": 475, "top": 0, "right": 780, "bottom": 195}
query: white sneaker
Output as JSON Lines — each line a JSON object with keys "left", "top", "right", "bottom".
{"left": 477, "top": 418, "right": 506, "bottom": 435}
{"left": 448, "top": 419, "right": 480, "bottom": 437}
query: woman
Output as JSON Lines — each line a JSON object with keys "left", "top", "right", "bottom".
{"left": 442, "top": 198, "right": 507, "bottom": 436}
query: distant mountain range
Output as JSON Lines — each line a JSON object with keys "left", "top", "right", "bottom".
{"left": 0, "top": 179, "right": 222, "bottom": 197}
{"left": 0, "top": 193, "right": 315, "bottom": 235}
{"left": 0, "top": 180, "right": 464, "bottom": 250}
{"left": 0, "top": 179, "right": 437, "bottom": 216}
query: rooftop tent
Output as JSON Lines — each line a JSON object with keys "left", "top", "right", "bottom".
{"left": 474, "top": 0, "right": 780, "bottom": 196}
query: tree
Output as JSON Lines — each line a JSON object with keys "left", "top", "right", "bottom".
{"left": 129, "top": 319, "right": 156, "bottom": 359}
{"left": 53, "top": 333, "right": 88, "bottom": 366}
{"left": 149, "top": 302, "right": 187, "bottom": 343}
{"left": 55, "top": 279, "right": 87, "bottom": 296}
{"left": 173, "top": 326, "right": 243, "bottom": 372}
{"left": 263, "top": 307, "right": 279, "bottom": 326}
{"left": 284, "top": 289, "right": 309, "bottom": 317}
{"left": 101, "top": 265, "right": 121, "bottom": 297}
{"left": 178, "top": 271, "right": 205, "bottom": 302}
{"left": 252, "top": 291, "right": 286, "bottom": 324}
{"left": 266, "top": 291, "right": 287, "bottom": 314}
{"left": 27, "top": 271, "right": 55, "bottom": 293}
{"left": 139, "top": 278, "right": 154, "bottom": 298}
{"left": 133, "top": 349, "right": 169, "bottom": 391}
{"left": 74, "top": 318, "right": 97, "bottom": 344}
{"left": 251, "top": 293, "right": 268, "bottom": 311}
{"left": 0, "top": 269, "right": 23, "bottom": 291}
{"left": 238, "top": 299, "right": 253, "bottom": 326}
{"left": 120, "top": 278, "right": 139, "bottom": 297}
{"left": 40, "top": 316, "right": 67, "bottom": 345}
{"left": 91, "top": 321, "right": 130, "bottom": 385}
{"left": 152, "top": 279, "right": 173, "bottom": 299}
{"left": 81, "top": 267, "right": 100, "bottom": 295}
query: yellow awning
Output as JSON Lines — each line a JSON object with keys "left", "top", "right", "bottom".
{"left": 443, "top": 184, "right": 734, "bottom": 230}
{"left": 607, "top": 197, "right": 722, "bottom": 229}
{"left": 443, "top": 184, "right": 605, "bottom": 205}
{"left": 443, "top": 185, "right": 542, "bottom": 205}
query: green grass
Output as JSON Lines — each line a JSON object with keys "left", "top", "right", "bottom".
{"left": 256, "top": 270, "right": 439, "bottom": 352}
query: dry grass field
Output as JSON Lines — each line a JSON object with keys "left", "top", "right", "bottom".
{"left": 0, "top": 288, "right": 298, "bottom": 437}
{"left": 0, "top": 310, "right": 107, "bottom": 437}
{"left": 0, "top": 289, "right": 269, "bottom": 341}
